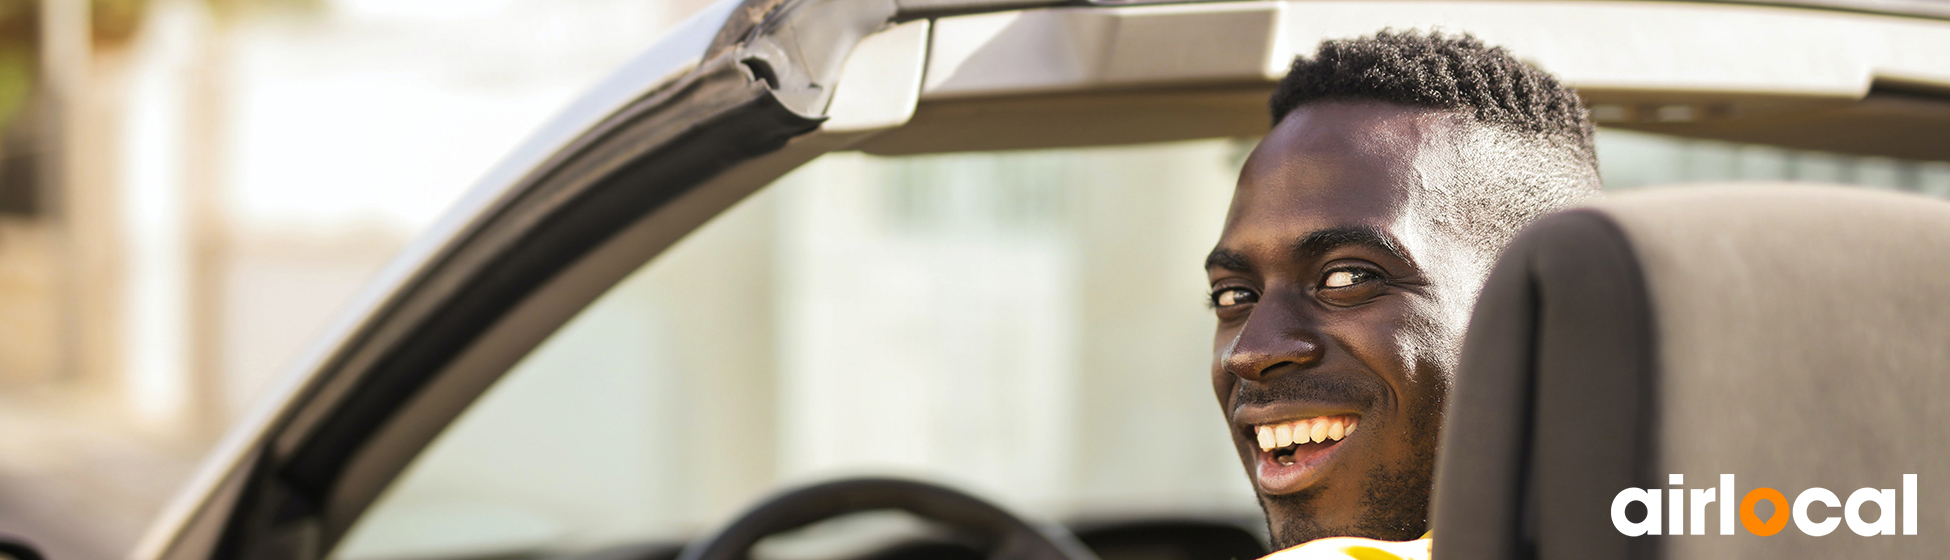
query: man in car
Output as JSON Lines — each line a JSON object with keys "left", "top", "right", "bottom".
{"left": 1205, "top": 31, "right": 1601, "bottom": 559}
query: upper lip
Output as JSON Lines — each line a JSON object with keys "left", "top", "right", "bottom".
{"left": 1230, "top": 401, "right": 1363, "bottom": 438}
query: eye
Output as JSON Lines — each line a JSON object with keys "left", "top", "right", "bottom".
{"left": 1210, "top": 287, "right": 1259, "bottom": 308}
{"left": 1316, "top": 266, "right": 1386, "bottom": 306}
{"left": 1322, "top": 268, "right": 1378, "bottom": 289}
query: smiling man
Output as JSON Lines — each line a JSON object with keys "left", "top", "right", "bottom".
{"left": 1206, "top": 32, "right": 1601, "bottom": 557}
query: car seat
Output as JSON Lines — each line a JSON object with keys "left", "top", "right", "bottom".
{"left": 1428, "top": 184, "right": 1950, "bottom": 559}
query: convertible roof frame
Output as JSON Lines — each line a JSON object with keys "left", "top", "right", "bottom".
{"left": 866, "top": 0, "right": 1950, "bottom": 159}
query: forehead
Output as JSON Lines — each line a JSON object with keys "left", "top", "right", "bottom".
{"left": 1220, "top": 102, "right": 1468, "bottom": 251}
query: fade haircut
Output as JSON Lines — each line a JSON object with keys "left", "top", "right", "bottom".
{"left": 1271, "top": 30, "right": 1602, "bottom": 259}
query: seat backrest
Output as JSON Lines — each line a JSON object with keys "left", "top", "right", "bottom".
{"left": 1430, "top": 184, "right": 1950, "bottom": 560}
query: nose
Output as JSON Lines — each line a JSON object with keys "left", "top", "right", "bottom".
{"left": 1221, "top": 299, "right": 1325, "bottom": 382}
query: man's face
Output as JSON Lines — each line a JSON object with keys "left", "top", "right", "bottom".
{"left": 1208, "top": 102, "right": 1490, "bottom": 547}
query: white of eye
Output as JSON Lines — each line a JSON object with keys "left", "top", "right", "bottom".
{"left": 1216, "top": 289, "right": 1246, "bottom": 306}
{"left": 1323, "top": 270, "right": 1362, "bottom": 288}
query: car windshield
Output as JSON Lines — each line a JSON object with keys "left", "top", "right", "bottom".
{"left": 329, "top": 131, "right": 1949, "bottom": 560}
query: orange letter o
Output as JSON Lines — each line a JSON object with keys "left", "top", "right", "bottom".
{"left": 1741, "top": 488, "right": 1790, "bottom": 536}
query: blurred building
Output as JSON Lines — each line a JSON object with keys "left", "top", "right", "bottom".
{"left": 0, "top": 1, "right": 711, "bottom": 559}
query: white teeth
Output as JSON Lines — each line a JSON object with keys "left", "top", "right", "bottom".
{"left": 1254, "top": 415, "right": 1359, "bottom": 451}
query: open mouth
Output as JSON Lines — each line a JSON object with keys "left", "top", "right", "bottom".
{"left": 1246, "top": 414, "right": 1358, "bottom": 494}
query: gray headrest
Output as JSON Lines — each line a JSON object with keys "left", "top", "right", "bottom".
{"left": 1431, "top": 184, "right": 1950, "bottom": 560}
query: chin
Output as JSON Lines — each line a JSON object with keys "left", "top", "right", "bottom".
{"left": 1259, "top": 490, "right": 1335, "bottom": 549}
{"left": 1258, "top": 464, "right": 1435, "bottom": 549}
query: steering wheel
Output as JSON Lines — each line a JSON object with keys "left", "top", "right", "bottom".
{"left": 0, "top": 535, "right": 43, "bottom": 560}
{"left": 673, "top": 477, "right": 1102, "bottom": 560}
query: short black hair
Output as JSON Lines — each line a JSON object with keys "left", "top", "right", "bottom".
{"left": 1269, "top": 30, "right": 1602, "bottom": 261}
{"left": 1271, "top": 30, "right": 1594, "bottom": 159}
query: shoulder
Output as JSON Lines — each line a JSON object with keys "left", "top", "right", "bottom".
{"left": 1259, "top": 535, "right": 1431, "bottom": 560}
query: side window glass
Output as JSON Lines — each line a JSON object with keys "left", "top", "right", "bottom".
{"left": 331, "top": 140, "right": 1258, "bottom": 560}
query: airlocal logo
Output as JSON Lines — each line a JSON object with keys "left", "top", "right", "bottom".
{"left": 1613, "top": 474, "right": 1918, "bottom": 537}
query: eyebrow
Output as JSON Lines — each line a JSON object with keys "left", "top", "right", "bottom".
{"left": 1205, "top": 248, "right": 1253, "bottom": 272}
{"left": 1293, "top": 226, "right": 1413, "bottom": 266}
{"left": 1205, "top": 226, "right": 1415, "bottom": 272}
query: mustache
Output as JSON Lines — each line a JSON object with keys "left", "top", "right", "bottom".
{"left": 1230, "top": 373, "right": 1385, "bottom": 410}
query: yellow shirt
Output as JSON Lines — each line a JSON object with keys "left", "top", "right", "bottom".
{"left": 1261, "top": 533, "right": 1431, "bottom": 560}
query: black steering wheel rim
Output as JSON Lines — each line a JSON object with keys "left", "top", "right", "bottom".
{"left": 0, "top": 535, "right": 43, "bottom": 560}
{"left": 673, "top": 477, "right": 1101, "bottom": 560}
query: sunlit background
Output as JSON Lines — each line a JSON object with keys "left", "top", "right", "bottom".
{"left": 0, "top": 1, "right": 706, "bottom": 558}
{"left": 1, "top": 2, "right": 1948, "bottom": 560}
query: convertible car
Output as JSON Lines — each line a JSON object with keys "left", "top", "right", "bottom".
{"left": 11, "top": 0, "right": 1939, "bottom": 559}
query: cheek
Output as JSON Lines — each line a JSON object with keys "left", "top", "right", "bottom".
{"left": 1334, "top": 298, "right": 1459, "bottom": 390}
{"left": 1210, "top": 325, "right": 1240, "bottom": 403}
{"left": 1391, "top": 298, "right": 1468, "bottom": 385}
{"left": 1211, "top": 377, "right": 1236, "bottom": 411}
{"left": 1212, "top": 321, "right": 1239, "bottom": 356}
